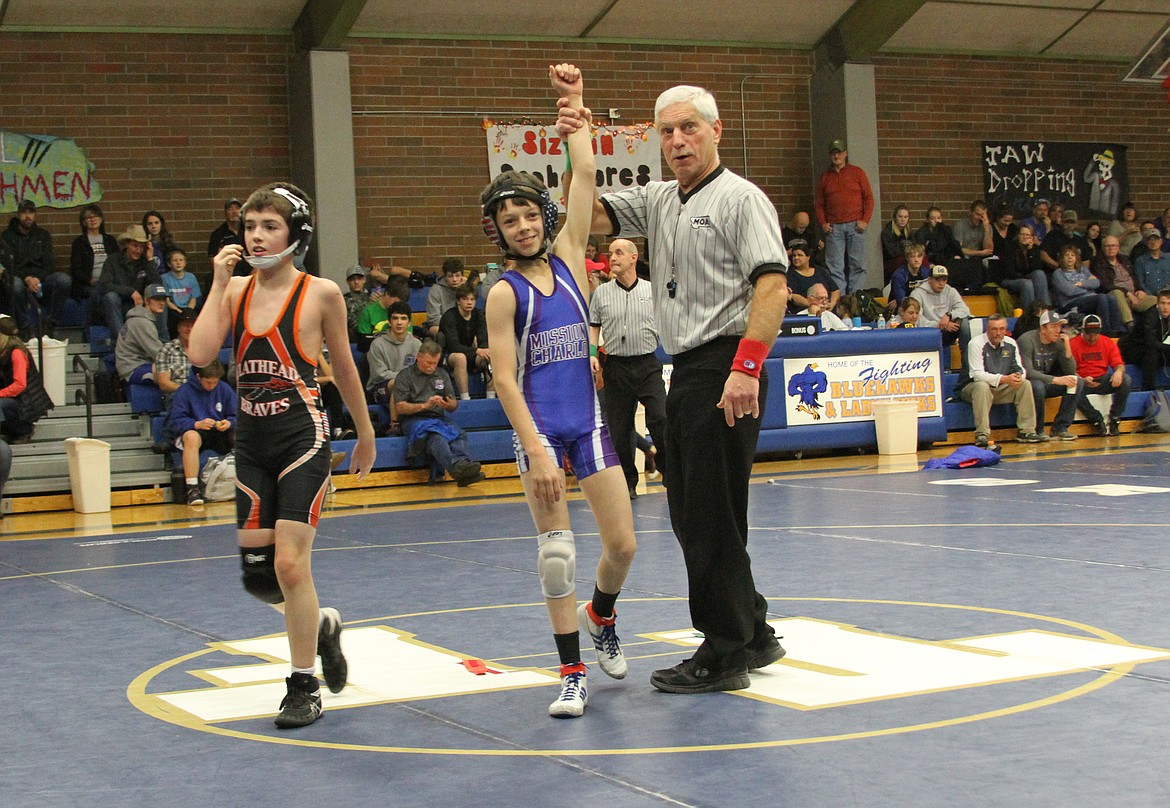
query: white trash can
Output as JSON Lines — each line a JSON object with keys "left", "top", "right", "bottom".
{"left": 65, "top": 437, "right": 111, "bottom": 513}
{"left": 28, "top": 337, "right": 68, "bottom": 407}
{"left": 872, "top": 400, "right": 919, "bottom": 456}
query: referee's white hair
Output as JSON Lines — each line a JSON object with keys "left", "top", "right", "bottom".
{"left": 654, "top": 85, "right": 719, "bottom": 126}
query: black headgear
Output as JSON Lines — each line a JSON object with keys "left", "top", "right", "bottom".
{"left": 480, "top": 171, "right": 559, "bottom": 261}
{"left": 272, "top": 186, "right": 314, "bottom": 256}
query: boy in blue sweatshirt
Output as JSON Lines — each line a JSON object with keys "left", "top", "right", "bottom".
{"left": 167, "top": 358, "right": 237, "bottom": 505}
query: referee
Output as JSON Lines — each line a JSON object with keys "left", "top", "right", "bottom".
{"left": 558, "top": 83, "right": 789, "bottom": 694}
{"left": 589, "top": 238, "right": 667, "bottom": 499}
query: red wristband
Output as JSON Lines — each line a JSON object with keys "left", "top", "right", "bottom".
{"left": 731, "top": 338, "right": 769, "bottom": 378}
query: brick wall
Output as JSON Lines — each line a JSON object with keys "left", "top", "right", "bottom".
{"left": 0, "top": 32, "right": 292, "bottom": 284}
{"left": 3, "top": 32, "right": 1169, "bottom": 285}
{"left": 873, "top": 53, "right": 1170, "bottom": 229}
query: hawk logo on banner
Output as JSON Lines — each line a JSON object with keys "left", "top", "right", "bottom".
{"left": 1, "top": 130, "right": 103, "bottom": 212}
{"left": 982, "top": 141, "right": 1127, "bottom": 219}
{"left": 485, "top": 120, "right": 660, "bottom": 211}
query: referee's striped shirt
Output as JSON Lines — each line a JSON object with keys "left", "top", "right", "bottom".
{"left": 588, "top": 277, "right": 660, "bottom": 357}
{"left": 601, "top": 166, "right": 787, "bottom": 355}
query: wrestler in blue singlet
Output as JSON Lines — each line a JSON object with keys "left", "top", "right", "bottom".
{"left": 502, "top": 253, "right": 617, "bottom": 478}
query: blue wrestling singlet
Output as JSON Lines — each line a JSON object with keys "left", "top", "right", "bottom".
{"left": 501, "top": 254, "right": 616, "bottom": 478}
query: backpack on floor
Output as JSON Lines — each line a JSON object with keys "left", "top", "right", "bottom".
{"left": 1138, "top": 390, "right": 1170, "bottom": 433}
{"left": 201, "top": 452, "right": 237, "bottom": 501}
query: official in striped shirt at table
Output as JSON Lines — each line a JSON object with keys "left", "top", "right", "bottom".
{"left": 557, "top": 82, "right": 789, "bottom": 694}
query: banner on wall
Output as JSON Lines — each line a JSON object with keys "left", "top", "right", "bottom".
{"left": 0, "top": 130, "right": 102, "bottom": 213}
{"left": 485, "top": 121, "right": 660, "bottom": 210}
{"left": 785, "top": 351, "right": 942, "bottom": 427}
{"left": 981, "top": 141, "right": 1128, "bottom": 220}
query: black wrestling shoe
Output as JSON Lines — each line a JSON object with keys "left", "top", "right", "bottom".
{"left": 317, "top": 607, "right": 348, "bottom": 693}
{"left": 650, "top": 657, "right": 749, "bottom": 694}
{"left": 274, "top": 674, "right": 322, "bottom": 728}
{"left": 747, "top": 637, "right": 787, "bottom": 670}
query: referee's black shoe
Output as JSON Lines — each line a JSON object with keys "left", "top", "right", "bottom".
{"left": 747, "top": 636, "right": 787, "bottom": 670}
{"left": 317, "top": 607, "right": 348, "bottom": 693}
{"left": 274, "top": 673, "right": 323, "bottom": 728}
{"left": 650, "top": 657, "right": 749, "bottom": 694}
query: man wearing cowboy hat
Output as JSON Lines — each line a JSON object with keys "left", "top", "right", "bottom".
{"left": 99, "top": 224, "right": 162, "bottom": 341}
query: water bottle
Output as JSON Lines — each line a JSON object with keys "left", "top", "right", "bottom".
{"left": 876, "top": 314, "right": 886, "bottom": 329}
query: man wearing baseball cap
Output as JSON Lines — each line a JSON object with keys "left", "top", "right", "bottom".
{"left": 1069, "top": 314, "right": 1131, "bottom": 436}
{"left": 1040, "top": 209, "right": 1092, "bottom": 271}
{"left": 814, "top": 139, "right": 873, "bottom": 295}
{"left": 1017, "top": 310, "right": 1085, "bottom": 441}
{"left": 1, "top": 199, "right": 68, "bottom": 336}
{"left": 343, "top": 264, "right": 371, "bottom": 340}
{"left": 114, "top": 283, "right": 169, "bottom": 386}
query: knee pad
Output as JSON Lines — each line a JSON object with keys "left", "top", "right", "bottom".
{"left": 240, "top": 544, "right": 284, "bottom": 604}
{"left": 536, "top": 530, "right": 576, "bottom": 599}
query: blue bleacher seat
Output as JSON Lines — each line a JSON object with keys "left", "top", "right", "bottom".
{"left": 128, "top": 382, "right": 164, "bottom": 414}
{"left": 58, "top": 297, "right": 87, "bottom": 328}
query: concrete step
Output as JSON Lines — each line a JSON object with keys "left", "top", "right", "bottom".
{"left": 33, "top": 416, "right": 145, "bottom": 440}
{"left": 4, "top": 468, "right": 173, "bottom": 496}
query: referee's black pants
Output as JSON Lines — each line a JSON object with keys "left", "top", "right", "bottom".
{"left": 601, "top": 353, "right": 667, "bottom": 491}
{"left": 664, "top": 336, "right": 775, "bottom": 669}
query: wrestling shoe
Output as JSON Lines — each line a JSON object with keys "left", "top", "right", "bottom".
{"left": 650, "top": 657, "right": 749, "bottom": 694}
{"left": 578, "top": 602, "right": 627, "bottom": 679}
{"left": 317, "top": 607, "right": 348, "bottom": 693}
{"left": 747, "top": 636, "right": 787, "bottom": 670}
{"left": 274, "top": 674, "right": 323, "bottom": 729}
{"left": 548, "top": 662, "right": 588, "bottom": 718}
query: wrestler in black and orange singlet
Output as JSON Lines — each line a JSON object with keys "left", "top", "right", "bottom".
{"left": 232, "top": 272, "right": 331, "bottom": 528}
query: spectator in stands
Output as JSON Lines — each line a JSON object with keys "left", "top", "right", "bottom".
{"left": 1130, "top": 221, "right": 1159, "bottom": 263}
{"left": 478, "top": 261, "right": 504, "bottom": 309}
{"left": 1049, "top": 203, "right": 1065, "bottom": 233}
{"left": 1051, "top": 244, "right": 1122, "bottom": 335}
{"left": 1012, "top": 299, "right": 1046, "bottom": 341}
{"left": 995, "top": 224, "right": 1050, "bottom": 309}
{"left": 1040, "top": 210, "right": 1092, "bottom": 271}
{"left": 207, "top": 198, "right": 245, "bottom": 270}
{"left": 167, "top": 359, "right": 236, "bottom": 506}
{"left": 316, "top": 348, "right": 352, "bottom": 442}
{"left": 889, "top": 243, "right": 930, "bottom": 307}
{"left": 990, "top": 203, "right": 1019, "bottom": 256}
{"left": 1093, "top": 234, "right": 1151, "bottom": 331}
{"left": 1158, "top": 207, "right": 1170, "bottom": 239}
{"left": 1017, "top": 310, "right": 1084, "bottom": 441}
{"left": 354, "top": 275, "right": 411, "bottom": 349}
{"left": 142, "top": 210, "right": 179, "bottom": 277}
{"left": 426, "top": 258, "right": 466, "bottom": 338}
{"left": 910, "top": 265, "right": 970, "bottom": 346}
{"left": 891, "top": 296, "right": 921, "bottom": 328}
{"left": 115, "top": 284, "right": 168, "bottom": 386}
{"left": 913, "top": 207, "right": 963, "bottom": 268}
{"left": 366, "top": 301, "right": 421, "bottom": 434}
{"left": 958, "top": 313, "right": 1045, "bottom": 448}
{"left": 1108, "top": 201, "right": 1139, "bottom": 243}
{"left": 1139, "top": 289, "right": 1170, "bottom": 390}
{"left": 1070, "top": 314, "right": 1131, "bottom": 436}
{"left": 100, "top": 225, "right": 161, "bottom": 339}
{"left": 953, "top": 199, "right": 995, "bottom": 261}
{"left": 782, "top": 210, "right": 823, "bottom": 266}
{"left": 1020, "top": 198, "right": 1052, "bottom": 242}
{"left": 155, "top": 308, "right": 197, "bottom": 405}
{"left": 1135, "top": 231, "right": 1170, "bottom": 298}
{"left": 815, "top": 139, "right": 873, "bottom": 294}
{"left": 1085, "top": 222, "right": 1102, "bottom": 259}
{"left": 343, "top": 265, "right": 370, "bottom": 340}
{"left": 1, "top": 199, "right": 67, "bottom": 337}
{"left": 69, "top": 204, "right": 118, "bottom": 312}
{"left": 585, "top": 236, "right": 609, "bottom": 276}
{"left": 798, "top": 283, "right": 850, "bottom": 331}
{"left": 785, "top": 242, "right": 838, "bottom": 314}
{"left": 160, "top": 248, "right": 201, "bottom": 336}
{"left": 394, "top": 339, "right": 485, "bottom": 485}
{"left": 880, "top": 204, "right": 914, "bottom": 280}
{"left": 0, "top": 315, "right": 54, "bottom": 443}
{"left": 440, "top": 283, "right": 493, "bottom": 399}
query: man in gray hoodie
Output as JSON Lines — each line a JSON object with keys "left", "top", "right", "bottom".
{"left": 115, "top": 284, "right": 168, "bottom": 384}
{"left": 366, "top": 301, "right": 421, "bottom": 433}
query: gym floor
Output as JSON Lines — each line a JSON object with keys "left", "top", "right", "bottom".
{"left": 3, "top": 435, "right": 1169, "bottom": 807}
